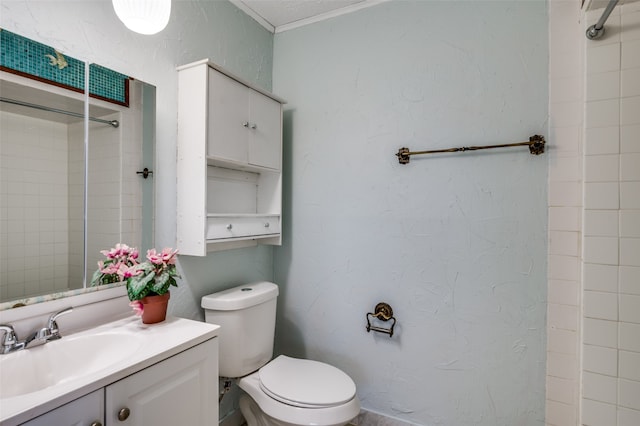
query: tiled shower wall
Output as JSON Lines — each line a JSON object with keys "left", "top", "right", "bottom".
{"left": 547, "top": 1, "right": 640, "bottom": 425}
{"left": 581, "top": 3, "right": 640, "bottom": 425}
{"left": 0, "top": 112, "right": 77, "bottom": 299}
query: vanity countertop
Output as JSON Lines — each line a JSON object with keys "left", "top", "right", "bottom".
{"left": 0, "top": 316, "right": 219, "bottom": 426}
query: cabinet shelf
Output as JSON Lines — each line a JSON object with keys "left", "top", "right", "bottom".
{"left": 177, "top": 59, "right": 285, "bottom": 256}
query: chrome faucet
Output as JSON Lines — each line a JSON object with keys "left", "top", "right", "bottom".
{"left": 0, "top": 324, "right": 27, "bottom": 354}
{"left": 39, "top": 306, "right": 74, "bottom": 341}
{"left": 0, "top": 307, "right": 73, "bottom": 354}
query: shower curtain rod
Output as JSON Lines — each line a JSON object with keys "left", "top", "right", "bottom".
{"left": 0, "top": 97, "right": 119, "bottom": 128}
{"left": 586, "top": 0, "right": 620, "bottom": 40}
{"left": 395, "top": 135, "right": 545, "bottom": 164}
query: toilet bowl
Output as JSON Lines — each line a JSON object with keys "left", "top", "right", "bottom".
{"left": 238, "top": 355, "right": 360, "bottom": 426}
{"left": 201, "top": 282, "right": 360, "bottom": 426}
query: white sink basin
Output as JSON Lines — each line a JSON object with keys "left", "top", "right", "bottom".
{"left": 0, "top": 332, "right": 142, "bottom": 399}
{"left": 0, "top": 315, "right": 219, "bottom": 426}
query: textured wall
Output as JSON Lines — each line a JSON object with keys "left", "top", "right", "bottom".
{"left": 0, "top": 0, "right": 275, "bottom": 319}
{"left": 273, "top": 1, "right": 548, "bottom": 425}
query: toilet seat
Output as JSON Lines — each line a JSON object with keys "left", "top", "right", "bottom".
{"left": 258, "top": 355, "right": 356, "bottom": 408}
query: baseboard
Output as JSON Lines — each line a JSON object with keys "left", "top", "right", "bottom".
{"left": 219, "top": 408, "right": 244, "bottom": 426}
{"left": 351, "top": 409, "right": 419, "bottom": 426}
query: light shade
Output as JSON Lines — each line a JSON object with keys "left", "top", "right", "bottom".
{"left": 112, "top": 0, "right": 171, "bottom": 35}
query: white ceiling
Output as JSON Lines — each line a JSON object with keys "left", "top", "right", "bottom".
{"left": 230, "top": 0, "right": 385, "bottom": 33}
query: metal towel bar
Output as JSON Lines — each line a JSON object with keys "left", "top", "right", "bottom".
{"left": 396, "top": 134, "right": 545, "bottom": 164}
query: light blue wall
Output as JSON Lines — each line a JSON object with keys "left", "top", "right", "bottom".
{"left": 273, "top": 1, "right": 548, "bottom": 425}
{"left": 0, "top": 0, "right": 275, "bottom": 319}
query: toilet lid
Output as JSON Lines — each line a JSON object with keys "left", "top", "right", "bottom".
{"left": 259, "top": 355, "right": 356, "bottom": 408}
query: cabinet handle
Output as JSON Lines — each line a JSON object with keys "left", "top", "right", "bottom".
{"left": 242, "top": 121, "right": 249, "bottom": 127}
{"left": 227, "top": 224, "right": 233, "bottom": 230}
{"left": 264, "top": 222, "right": 270, "bottom": 228}
{"left": 117, "top": 407, "right": 131, "bottom": 421}
{"left": 91, "top": 422, "right": 103, "bottom": 426}
{"left": 250, "top": 123, "right": 257, "bottom": 129}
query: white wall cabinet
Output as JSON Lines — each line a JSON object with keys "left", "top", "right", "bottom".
{"left": 20, "top": 339, "right": 218, "bottom": 426}
{"left": 177, "top": 59, "right": 286, "bottom": 255}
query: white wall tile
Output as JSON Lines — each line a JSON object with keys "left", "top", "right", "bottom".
{"left": 585, "top": 154, "right": 620, "bottom": 182}
{"left": 584, "top": 318, "right": 618, "bottom": 348}
{"left": 622, "top": 39, "right": 640, "bottom": 69}
{"left": 621, "top": 10, "right": 640, "bottom": 42}
{"left": 548, "top": 351, "right": 579, "bottom": 380}
{"left": 546, "top": 399, "right": 577, "bottom": 425}
{"left": 549, "top": 156, "right": 582, "bottom": 182}
{"left": 585, "top": 126, "right": 620, "bottom": 155}
{"left": 548, "top": 327, "right": 578, "bottom": 354}
{"left": 619, "top": 378, "right": 640, "bottom": 410}
{"left": 620, "top": 183, "right": 640, "bottom": 209}
{"left": 549, "top": 280, "right": 580, "bottom": 306}
{"left": 620, "top": 154, "right": 640, "bottom": 181}
{"left": 619, "top": 294, "right": 640, "bottom": 323}
{"left": 549, "top": 303, "right": 579, "bottom": 331}
{"left": 618, "top": 407, "right": 640, "bottom": 426}
{"left": 583, "top": 371, "right": 618, "bottom": 404}
{"left": 621, "top": 125, "right": 640, "bottom": 153}
{"left": 587, "top": 43, "right": 621, "bottom": 73}
{"left": 547, "top": 376, "right": 577, "bottom": 405}
{"left": 582, "top": 398, "right": 617, "bottom": 426}
{"left": 584, "top": 344, "right": 618, "bottom": 376}
{"left": 620, "top": 266, "right": 640, "bottom": 295}
{"left": 585, "top": 182, "right": 620, "bottom": 209}
{"left": 586, "top": 99, "right": 621, "bottom": 128}
{"left": 549, "top": 181, "right": 582, "bottom": 207}
{"left": 619, "top": 351, "right": 640, "bottom": 381}
{"left": 584, "top": 263, "right": 619, "bottom": 292}
{"left": 550, "top": 231, "right": 581, "bottom": 256}
{"left": 585, "top": 210, "right": 619, "bottom": 236}
{"left": 619, "top": 322, "right": 640, "bottom": 352}
{"left": 621, "top": 96, "right": 640, "bottom": 125}
{"left": 585, "top": 290, "right": 619, "bottom": 320}
{"left": 588, "top": 71, "right": 621, "bottom": 101}
{"left": 551, "top": 76, "right": 583, "bottom": 103}
{"left": 621, "top": 68, "right": 640, "bottom": 97}
{"left": 549, "top": 254, "right": 581, "bottom": 281}
{"left": 551, "top": 125, "right": 582, "bottom": 157}
{"left": 549, "top": 206, "right": 582, "bottom": 231}
{"left": 584, "top": 236, "right": 619, "bottom": 265}
{"left": 620, "top": 238, "right": 640, "bottom": 266}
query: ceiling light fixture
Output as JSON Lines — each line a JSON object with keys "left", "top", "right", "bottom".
{"left": 112, "top": 0, "right": 171, "bottom": 35}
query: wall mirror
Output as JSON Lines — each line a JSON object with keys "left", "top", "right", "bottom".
{"left": 0, "top": 29, "right": 155, "bottom": 310}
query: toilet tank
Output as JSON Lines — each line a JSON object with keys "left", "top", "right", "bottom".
{"left": 201, "top": 281, "right": 279, "bottom": 378}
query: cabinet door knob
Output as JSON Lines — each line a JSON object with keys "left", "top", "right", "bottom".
{"left": 242, "top": 121, "right": 249, "bottom": 127}
{"left": 227, "top": 224, "right": 233, "bottom": 230}
{"left": 91, "top": 422, "right": 103, "bottom": 426}
{"left": 118, "top": 407, "right": 130, "bottom": 421}
{"left": 250, "top": 123, "right": 257, "bottom": 129}
{"left": 264, "top": 222, "right": 270, "bottom": 228}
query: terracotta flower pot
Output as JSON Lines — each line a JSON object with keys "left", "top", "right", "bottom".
{"left": 140, "top": 292, "right": 170, "bottom": 324}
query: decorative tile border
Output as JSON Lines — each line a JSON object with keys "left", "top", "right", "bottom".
{"left": 0, "top": 28, "right": 130, "bottom": 106}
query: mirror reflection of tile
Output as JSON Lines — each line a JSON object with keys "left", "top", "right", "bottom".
{"left": 0, "top": 28, "right": 130, "bottom": 106}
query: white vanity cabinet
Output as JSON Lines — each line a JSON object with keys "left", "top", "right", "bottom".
{"left": 19, "top": 339, "right": 218, "bottom": 426}
{"left": 177, "top": 59, "right": 285, "bottom": 255}
{"left": 21, "top": 390, "right": 104, "bottom": 426}
{"left": 105, "top": 337, "right": 217, "bottom": 426}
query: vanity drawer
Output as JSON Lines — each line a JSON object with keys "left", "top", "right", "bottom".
{"left": 206, "top": 215, "right": 280, "bottom": 240}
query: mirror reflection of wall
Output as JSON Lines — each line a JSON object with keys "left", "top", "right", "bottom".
{"left": 0, "top": 29, "right": 155, "bottom": 307}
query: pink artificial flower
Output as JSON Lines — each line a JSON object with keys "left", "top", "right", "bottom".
{"left": 129, "top": 300, "right": 144, "bottom": 316}
{"left": 146, "top": 248, "right": 178, "bottom": 265}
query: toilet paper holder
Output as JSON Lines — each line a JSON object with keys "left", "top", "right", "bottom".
{"left": 366, "top": 302, "right": 396, "bottom": 337}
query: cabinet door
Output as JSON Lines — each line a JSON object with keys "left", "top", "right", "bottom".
{"left": 21, "top": 389, "right": 104, "bottom": 426}
{"left": 208, "top": 69, "right": 249, "bottom": 164}
{"left": 248, "top": 91, "right": 282, "bottom": 170}
{"left": 105, "top": 339, "right": 218, "bottom": 426}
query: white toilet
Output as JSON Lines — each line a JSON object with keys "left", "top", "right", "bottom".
{"left": 201, "top": 281, "right": 360, "bottom": 426}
